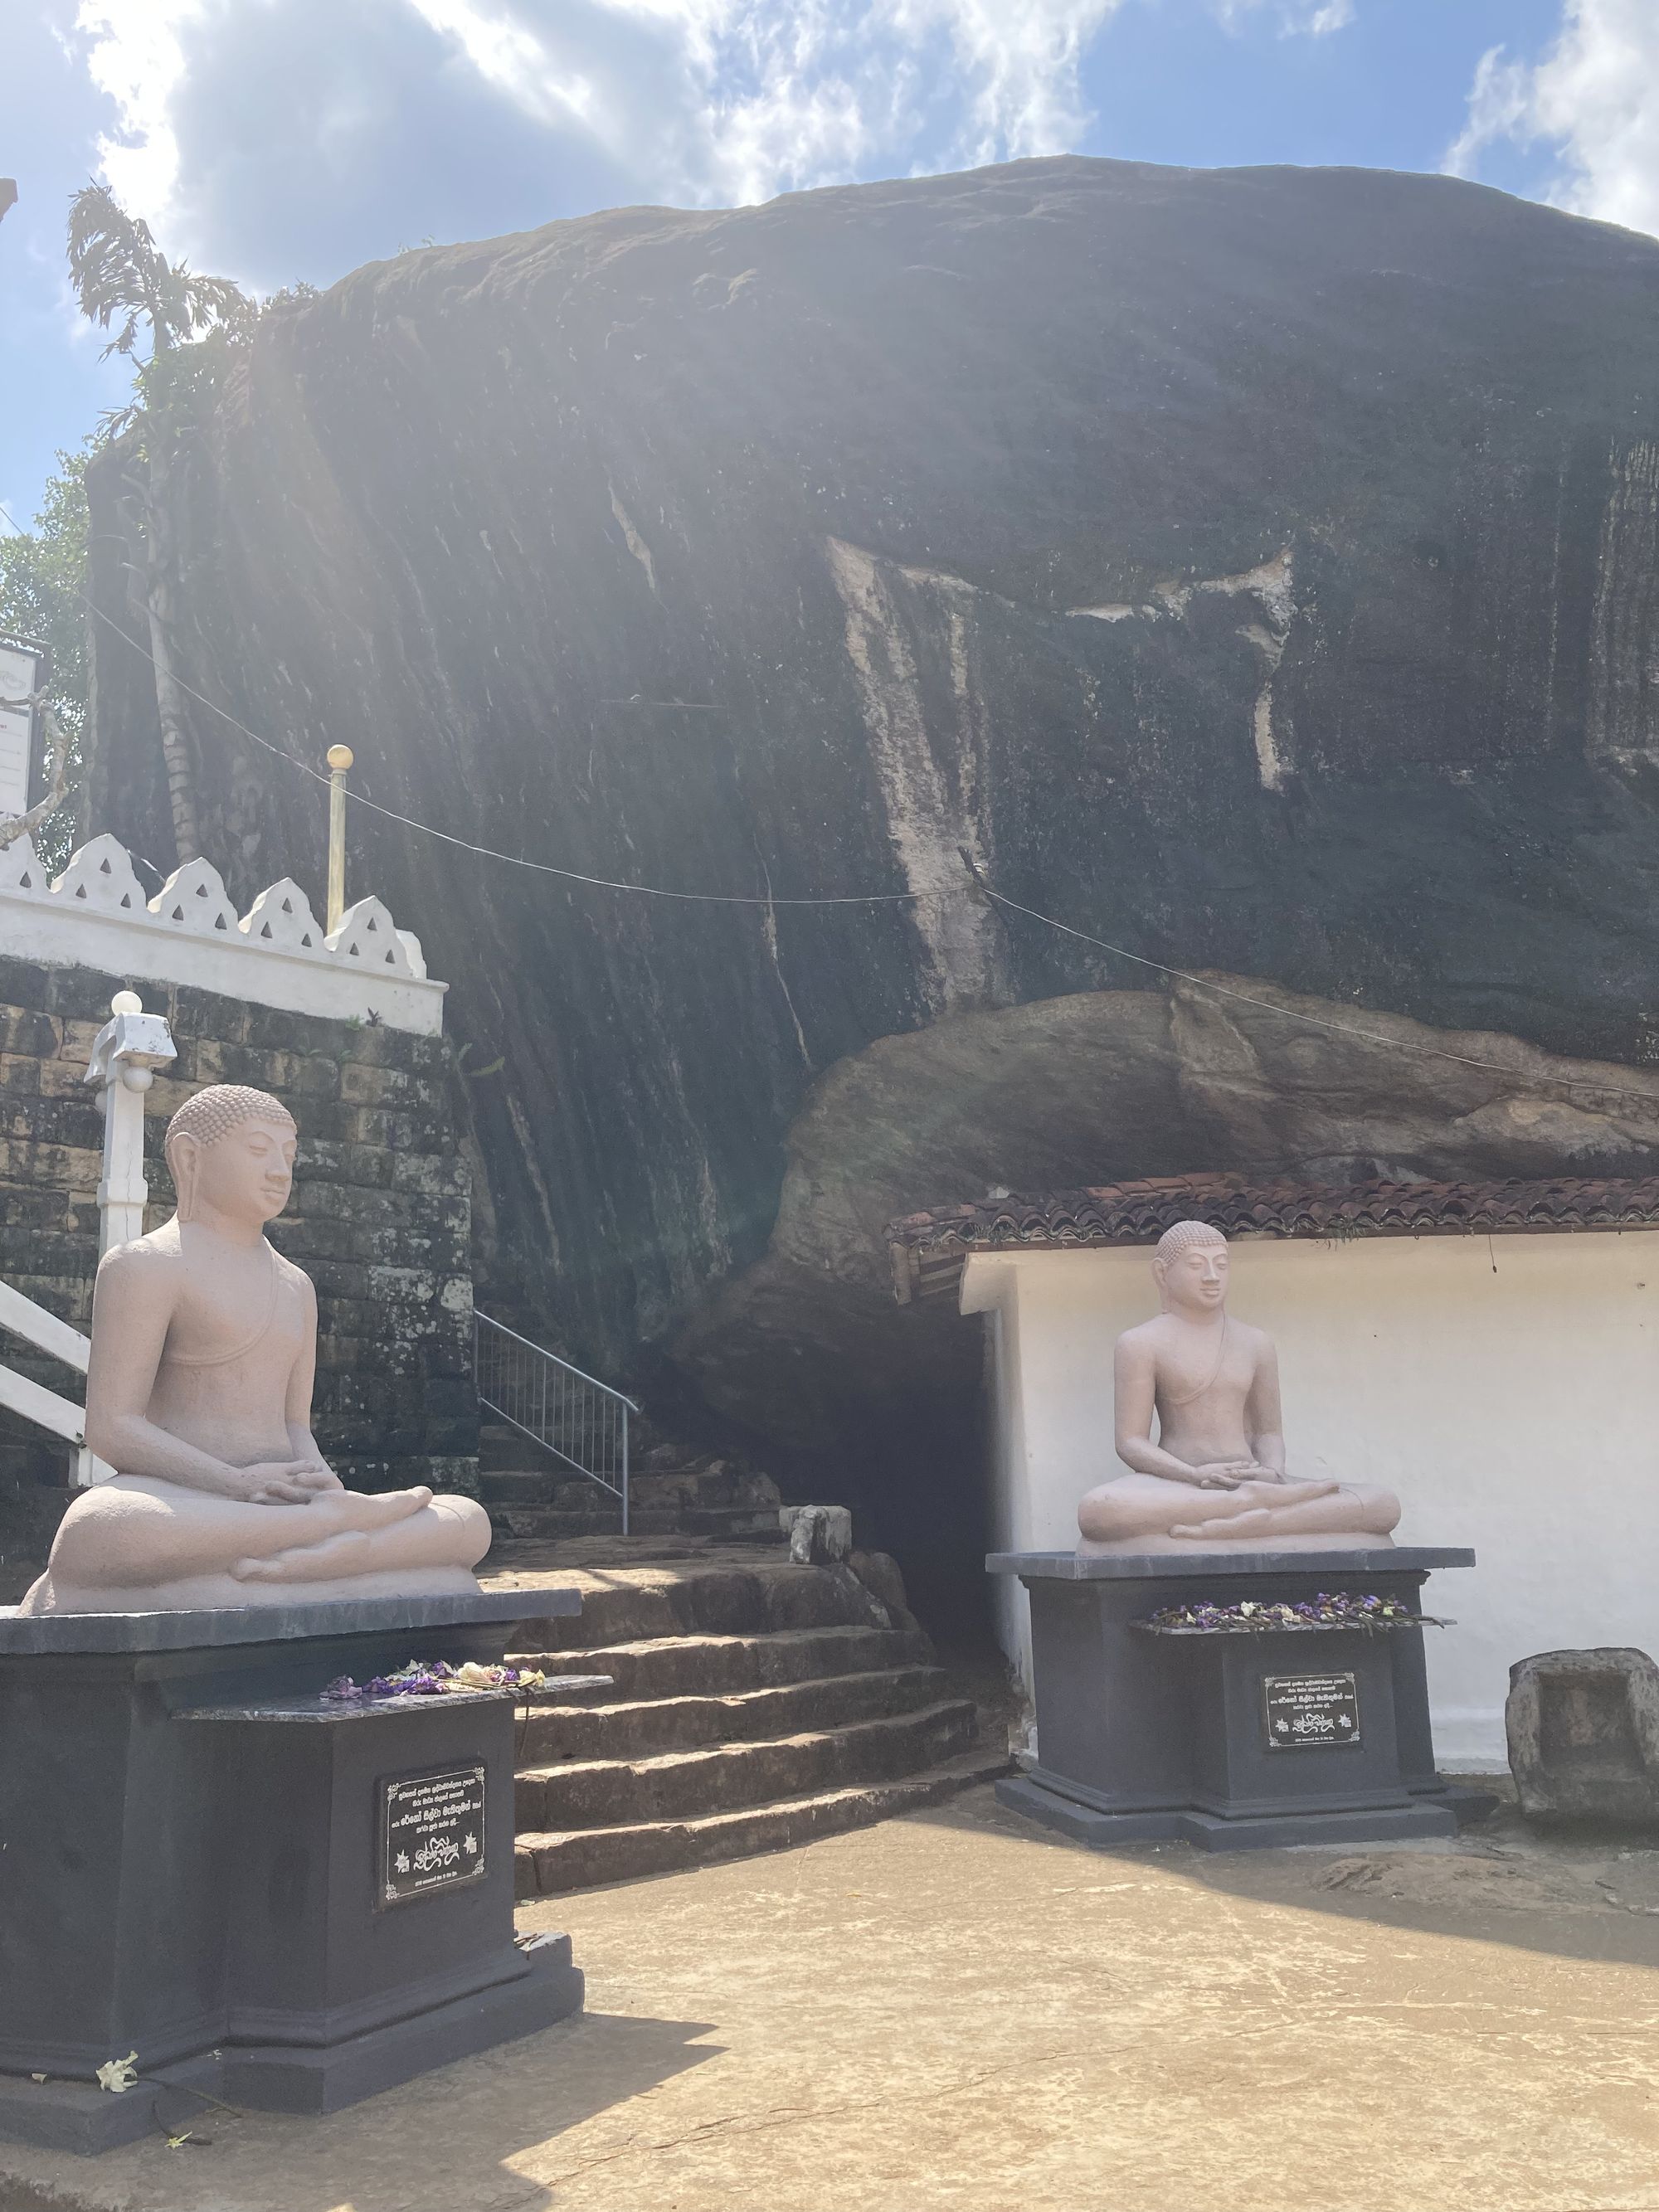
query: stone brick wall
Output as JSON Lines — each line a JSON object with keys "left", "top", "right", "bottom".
{"left": 0, "top": 952, "right": 478, "bottom": 1600}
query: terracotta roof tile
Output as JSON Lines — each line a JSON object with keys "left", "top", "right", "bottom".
{"left": 887, "top": 1174, "right": 1659, "bottom": 1302}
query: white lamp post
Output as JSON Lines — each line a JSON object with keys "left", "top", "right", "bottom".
{"left": 75, "top": 989, "right": 176, "bottom": 1482}
{"left": 84, "top": 989, "right": 177, "bottom": 1257}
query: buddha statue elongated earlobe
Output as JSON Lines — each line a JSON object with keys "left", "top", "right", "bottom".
{"left": 167, "top": 1130, "right": 202, "bottom": 1224}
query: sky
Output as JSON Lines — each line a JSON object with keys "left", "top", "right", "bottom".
{"left": 2, "top": 0, "right": 1657, "bottom": 527}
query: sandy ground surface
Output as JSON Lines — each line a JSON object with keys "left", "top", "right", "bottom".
{"left": 7, "top": 1787, "right": 1659, "bottom": 2212}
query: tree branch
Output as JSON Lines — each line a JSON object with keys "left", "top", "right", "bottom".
{"left": 0, "top": 696, "right": 75, "bottom": 852}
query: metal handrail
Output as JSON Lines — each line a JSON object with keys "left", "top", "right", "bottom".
{"left": 472, "top": 1310, "right": 638, "bottom": 1535}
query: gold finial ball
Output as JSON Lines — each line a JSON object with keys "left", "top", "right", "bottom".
{"left": 110, "top": 989, "right": 143, "bottom": 1016}
{"left": 326, "top": 744, "right": 354, "bottom": 772}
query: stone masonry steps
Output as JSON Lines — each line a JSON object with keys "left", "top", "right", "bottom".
{"left": 479, "top": 1425, "right": 787, "bottom": 1545}
{"left": 515, "top": 1622, "right": 935, "bottom": 1700}
{"left": 482, "top": 1539, "right": 1010, "bottom": 1897}
{"left": 516, "top": 1699, "right": 979, "bottom": 1830}
{"left": 518, "top": 1747, "right": 1011, "bottom": 1894}
{"left": 489, "top": 1503, "right": 785, "bottom": 1543}
{"left": 515, "top": 1667, "right": 962, "bottom": 1770}
{"left": 501, "top": 1552, "right": 909, "bottom": 1650}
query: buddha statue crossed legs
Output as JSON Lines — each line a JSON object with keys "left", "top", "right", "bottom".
{"left": 21, "top": 1084, "right": 490, "bottom": 1614}
{"left": 1077, "top": 1219, "right": 1399, "bottom": 1554}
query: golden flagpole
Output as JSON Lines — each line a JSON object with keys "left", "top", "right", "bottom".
{"left": 325, "top": 743, "right": 353, "bottom": 932}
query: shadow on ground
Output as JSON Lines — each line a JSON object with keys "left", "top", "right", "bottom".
{"left": 0, "top": 2011, "right": 721, "bottom": 2212}
{"left": 909, "top": 1784, "right": 1659, "bottom": 1976}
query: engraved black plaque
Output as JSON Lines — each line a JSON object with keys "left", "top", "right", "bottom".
{"left": 1262, "top": 1672, "right": 1360, "bottom": 1750}
{"left": 379, "top": 1765, "right": 487, "bottom": 1905}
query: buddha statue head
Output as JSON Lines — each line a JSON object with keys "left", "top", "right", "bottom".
{"left": 164, "top": 1084, "right": 298, "bottom": 1229}
{"left": 1152, "top": 1219, "right": 1229, "bottom": 1315}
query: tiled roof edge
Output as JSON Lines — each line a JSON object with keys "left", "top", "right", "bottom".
{"left": 887, "top": 1175, "right": 1659, "bottom": 1303}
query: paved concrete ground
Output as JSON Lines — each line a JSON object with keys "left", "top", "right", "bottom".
{"left": 7, "top": 1787, "right": 1659, "bottom": 2212}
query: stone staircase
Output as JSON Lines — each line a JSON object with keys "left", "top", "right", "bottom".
{"left": 478, "top": 1418, "right": 786, "bottom": 1544}
{"left": 483, "top": 1539, "right": 1011, "bottom": 1895}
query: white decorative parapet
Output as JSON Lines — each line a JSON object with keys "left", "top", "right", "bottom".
{"left": 0, "top": 832, "right": 445, "bottom": 1035}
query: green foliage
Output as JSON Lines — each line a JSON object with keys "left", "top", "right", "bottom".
{"left": 0, "top": 450, "right": 90, "bottom": 871}
{"left": 67, "top": 184, "right": 255, "bottom": 452}
{"left": 67, "top": 182, "right": 253, "bottom": 364}
{"left": 62, "top": 183, "right": 256, "bottom": 861}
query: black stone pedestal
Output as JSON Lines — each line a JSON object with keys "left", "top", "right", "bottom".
{"left": 988, "top": 1547, "right": 1486, "bottom": 1853}
{"left": 0, "top": 1592, "right": 586, "bottom": 2152}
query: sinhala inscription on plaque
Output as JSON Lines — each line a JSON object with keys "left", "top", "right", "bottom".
{"left": 1262, "top": 1672, "right": 1360, "bottom": 1751}
{"left": 380, "top": 1765, "right": 488, "bottom": 1905}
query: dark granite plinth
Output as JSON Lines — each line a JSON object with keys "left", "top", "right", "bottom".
{"left": 0, "top": 1587, "right": 579, "bottom": 1653}
{"left": 0, "top": 1592, "right": 586, "bottom": 2151}
{"left": 989, "top": 1548, "right": 1484, "bottom": 1854}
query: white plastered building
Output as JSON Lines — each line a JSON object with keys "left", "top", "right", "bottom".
{"left": 890, "top": 1175, "right": 1659, "bottom": 1770}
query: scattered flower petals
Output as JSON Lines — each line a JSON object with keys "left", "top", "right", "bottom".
{"left": 320, "top": 1660, "right": 550, "bottom": 1702}
{"left": 1136, "top": 1592, "right": 1451, "bottom": 1636}
{"left": 95, "top": 2051, "right": 139, "bottom": 2093}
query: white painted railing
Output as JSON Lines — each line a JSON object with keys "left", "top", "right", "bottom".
{"left": 0, "top": 829, "right": 445, "bottom": 1035}
{"left": 0, "top": 1279, "right": 89, "bottom": 1449}
{"left": 1, "top": 989, "right": 179, "bottom": 1481}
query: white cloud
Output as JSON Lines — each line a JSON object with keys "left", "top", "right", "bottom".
{"left": 1446, "top": 0, "right": 1659, "bottom": 240}
{"left": 401, "top": 0, "right": 1123, "bottom": 207}
{"left": 75, "top": 0, "right": 200, "bottom": 226}
{"left": 1214, "top": 0, "right": 1354, "bottom": 40}
{"left": 65, "top": 0, "right": 1126, "bottom": 253}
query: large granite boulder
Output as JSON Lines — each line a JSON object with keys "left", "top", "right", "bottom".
{"left": 78, "top": 156, "right": 1659, "bottom": 1582}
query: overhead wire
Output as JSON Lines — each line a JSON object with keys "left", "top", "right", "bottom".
{"left": 7, "top": 493, "right": 1659, "bottom": 1111}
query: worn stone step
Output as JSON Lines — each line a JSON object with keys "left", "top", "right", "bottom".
{"left": 515, "top": 1699, "right": 979, "bottom": 1830}
{"left": 509, "top": 1623, "right": 933, "bottom": 1699}
{"left": 515, "top": 1743, "right": 1011, "bottom": 1896}
{"left": 487, "top": 1503, "right": 784, "bottom": 1541}
{"left": 484, "top": 1475, "right": 622, "bottom": 1510}
{"left": 517, "top": 1665, "right": 951, "bottom": 1763}
{"left": 479, "top": 1468, "right": 780, "bottom": 1513}
{"left": 492, "top": 1557, "right": 899, "bottom": 1650}
{"left": 480, "top": 1469, "right": 596, "bottom": 1505}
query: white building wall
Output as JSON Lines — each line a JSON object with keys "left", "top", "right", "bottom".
{"left": 962, "top": 1229, "right": 1659, "bottom": 1769}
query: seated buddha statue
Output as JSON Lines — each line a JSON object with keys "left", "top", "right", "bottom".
{"left": 1077, "top": 1219, "right": 1400, "bottom": 1553}
{"left": 20, "top": 1083, "right": 492, "bottom": 1614}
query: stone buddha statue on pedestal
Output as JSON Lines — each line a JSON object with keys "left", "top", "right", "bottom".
{"left": 1077, "top": 1219, "right": 1400, "bottom": 1554}
{"left": 21, "top": 1084, "right": 491, "bottom": 1614}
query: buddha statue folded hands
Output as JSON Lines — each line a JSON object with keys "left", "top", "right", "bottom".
{"left": 20, "top": 1083, "right": 492, "bottom": 1615}
{"left": 1076, "top": 1218, "right": 1400, "bottom": 1555}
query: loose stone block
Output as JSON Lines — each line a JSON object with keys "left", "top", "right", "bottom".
{"left": 1506, "top": 1647, "right": 1659, "bottom": 1824}
{"left": 782, "top": 1505, "right": 854, "bottom": 1563}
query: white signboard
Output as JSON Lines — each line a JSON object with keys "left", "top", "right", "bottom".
{"left": 0, "top": 639, "right": 44, "bottom": 819}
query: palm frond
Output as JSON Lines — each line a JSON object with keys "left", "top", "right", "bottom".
{"left": 66, "top": 182, "right": 252, "bottom": 359}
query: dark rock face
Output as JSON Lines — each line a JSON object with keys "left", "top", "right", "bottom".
{"left": 78, "top": 156, "right": 1659, "bottom": 1588}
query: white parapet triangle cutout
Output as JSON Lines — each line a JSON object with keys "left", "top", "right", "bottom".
{"left": 240, "top": 878, "right": 324, "bottom": 952}
{"left": 149, "top": 857, "right": 239, "bottom": 936}
{"left": 0, "top": 832, "right": 49, "bottom": 898}
{"left": 51, "top": 833, "right": 147, "bottom": 914}
{"left": 325, "top": 895, "right": 416, "bottom": 976}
